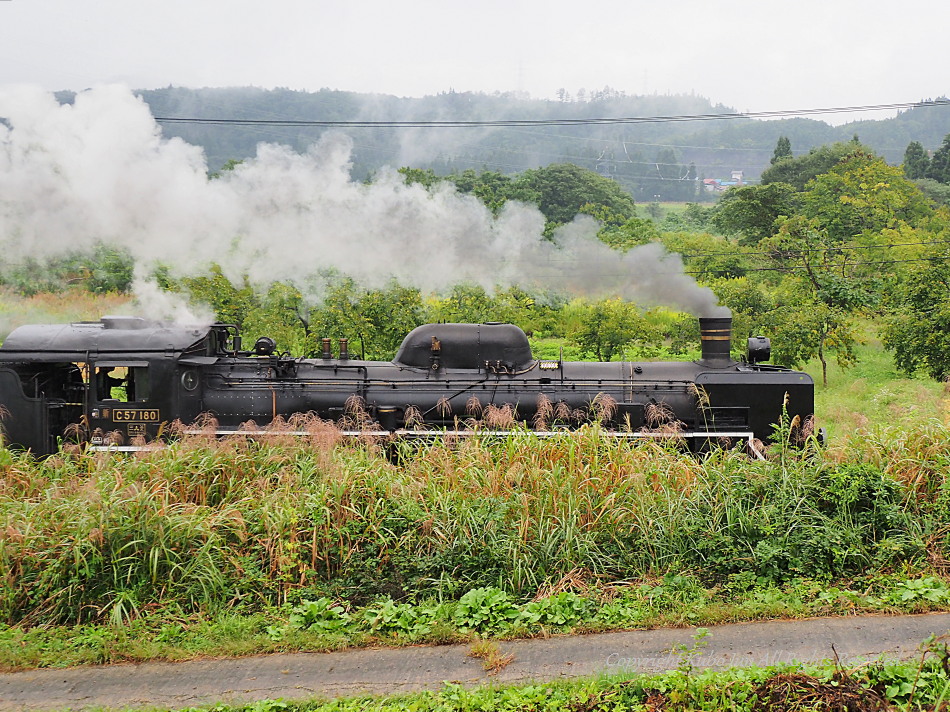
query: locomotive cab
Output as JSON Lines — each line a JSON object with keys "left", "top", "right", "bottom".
{"left": 0, "top": 317, "right": 214, "bottom": 454}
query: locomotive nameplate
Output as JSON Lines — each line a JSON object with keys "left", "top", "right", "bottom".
{"left": 539, "top": 361, "right": 560, "bottom": 370}
{"left": 112, "top": 409, "right": 160, "bottom": 422}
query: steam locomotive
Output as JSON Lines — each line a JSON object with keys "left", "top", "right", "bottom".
{"left": 0, "top": 315, "right": 815, "bottom": 456}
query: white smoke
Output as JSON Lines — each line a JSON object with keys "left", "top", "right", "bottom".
{"left": 129, "top": 276, "right": 215, "bottom": 325}
{"left": 0, "top": 84, "right": 726, "bottom": 319}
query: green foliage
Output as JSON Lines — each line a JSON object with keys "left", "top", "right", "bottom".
{"left": 362, "top": 597, "right": 436, "bottom": 639}
{"left": 0, "top": 245, "right": 134, "bottom": 296}
{"left": 710, "top": 182, "right": 800, "bottom": 244}
{"left": 308, "top": 276, "right": 426, "bottom": 360}
{"left": 425, "top": 284, "right": 561, "bottom": 337}
{"left": 884, "top": 577, "right": 950, "bottom": 606}
{"left": 913, "top": 178, "right": 950, "bottom": 206}
{"left": 563, "top": 298, "right": 659, "bottom": 361}
{"left": 401, "top": 163, "right": 636, "bottom": 231}
{"left": 771, "top": 135, "right": 792, "bottom": 165}
{"left": 5, "top": 420, "right": 950, "bottom": 633}
{"left": 176, "top": 264, "right": 259, "bottom": 326}
{"left": 760, "top": 289, "right": 858, "bottom": 381}
{"left": 241, "top": 282, "right": 313, "bottom": 355}
{"left": 685, "top": 462, "right": 922, "bottom": 582}
{"left": 449, "top": 168, "right": 541, "bottom": 216}
{"left": 6, "top": 570, "right": 950, "bottom": 671}
{"left": 760, "top": 141, "right": 867, "bottom": 190}
{"left": 881, "top": 243, "right": 950, "bottom": 380}
{"left": 929, "top": 133, "right": 950, "bottom": 183}
{"left": 514, "top": 163, "right": 636, "bottom": 227}
{"left": 452, "top": 587, "right": 520, "bottom": 634}
{"left": 659, "top": 230, "right": 750, "bottom": 280}
{"left": 598, "top": 216, "right": 661, "bottom": 250}
{"left": 659, "top": 202, "right": 715, "bottom": 232}
{"left": 519, "top": 591, "right": 591, "bottom": 629}
{"left": 397, "top": 166, "right": 443, "bottom": 190}
{"left": 801, "top": 149, "right": 932, "bottom": 242}
{"left": 289, "top": 598, "right": 350, "bottom": 633}
{"left": 904, "top": 140, "right": 931, "bottom": 179}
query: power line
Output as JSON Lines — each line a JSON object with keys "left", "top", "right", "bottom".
{"left": 153, "top": 99, "right": 950, "bottom": 129}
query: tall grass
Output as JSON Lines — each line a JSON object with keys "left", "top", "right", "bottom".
{"left": 1, "top": 420, "right": 947, "bottom": 626}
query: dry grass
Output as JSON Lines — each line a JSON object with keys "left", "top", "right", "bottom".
{"left": 0, "top": 288, "right": 131, "bottom": 339}
{"left": 750, "top": 670, "right": 890, "bottom": 711}
{"left": 468, "top": 639, "right": 515, "bottom": 674}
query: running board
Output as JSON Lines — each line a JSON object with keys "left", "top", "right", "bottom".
{"left": 89, "top": 428, "right": 761, "bottom": 456}
{"left": 190, "top": 428, "right": 757, "bottom": 440}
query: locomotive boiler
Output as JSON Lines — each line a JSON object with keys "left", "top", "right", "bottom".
{"left": 0, "top": 314, "right": 815, "bottom": 456}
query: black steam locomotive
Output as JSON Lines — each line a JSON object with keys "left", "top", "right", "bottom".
{"left": 0, "top": 315, "right": 815, "bottom": 456}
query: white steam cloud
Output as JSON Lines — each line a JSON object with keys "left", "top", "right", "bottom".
{"left": 0, "top": 85, "right": 727, "bottom": 320}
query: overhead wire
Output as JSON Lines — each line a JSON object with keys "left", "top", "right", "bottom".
{"left": 152, "top": 99, "right": 950, "bottom": 128}
{"left": 148, "top": 97, "right": 944, "bottom": 180}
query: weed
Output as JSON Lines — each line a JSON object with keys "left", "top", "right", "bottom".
{"left": 362, "top": 597, "right": 436, "bottom": 640}
{"left": 519, "top": 591, "right": 591, "bottom": 629}
{"left": 289, "top": 598, "right": 349, "bottom": 633}
{"left": 453, "top": 587, "right": 520, "bottom": 634}
{"left": 468, "top": 638, "right": 515, "bottom": 674}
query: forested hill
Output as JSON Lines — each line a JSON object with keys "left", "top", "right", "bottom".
{"left": 70, "top": 86, "right": 950, "bottom": 201}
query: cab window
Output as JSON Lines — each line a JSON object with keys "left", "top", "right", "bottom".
{"left": 95, "top": 365, "right": 149, "bottom": 402}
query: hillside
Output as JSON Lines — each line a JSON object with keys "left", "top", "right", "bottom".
{"left": 49, "top": 87, "right": 950, "bottom": 201}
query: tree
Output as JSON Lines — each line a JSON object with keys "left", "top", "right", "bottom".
{"left": 761, "top": 286, "right": 857, "bottom": 387}
{"left": 176, "top": 265, "right": 259, "bottom": 327}
{"left": 759, "top": 217, "right": 865, "bottom": 385}
{"left": 512, "top": 163, "right": 636, "bottom": 227}
{"left": 928, "top": 134, "right": 950, "bottom": 184}
{"left": 710, "top": 183, "right": 800, "bottom": 244}
{"left": 564, "top": 298, "right": 655, "bottom": 361}
{"left": 398, "top": 167, "right": 443, "bottom": 189}
{"left": 801, "top": 150, "right": 932, "bottom": 242}
{"left": 771, "top": 136, "right": 792, "bottom": 165}
{"left": 449, "top": 169, "right": 541, "bottom": 216}
{"left": 309, "top": 277, "right": 425, "bottom": 360}
{"left": 913, "top": 178, "right": 950, "bottom": 207}
{"left": 241, "top": 282, "right": 315, "bottom": 356}
{"left": 598, "top": 216, "right": 661, "bottom": 251}
{"left": 760, "top": 141, "right": 866, "bottom": 190}
{"left": 881, "top": 243, "right": 950, "bottom": 380}
{"left": 660, "top": 231, "right": 750, "bottom": 281}
{"left": 903, "top": 141, "right": 930, "bottom": 180}
{"left": 707, "top": 276, "right": 771, "bottom": 351}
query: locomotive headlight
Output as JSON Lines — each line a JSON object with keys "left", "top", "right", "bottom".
{"left": 747, "top": 336, "right": 771, "bottom": 364}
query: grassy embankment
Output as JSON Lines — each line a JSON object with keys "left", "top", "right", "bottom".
{"left": 3, "top": 415, "right": 950, "bottom": 669}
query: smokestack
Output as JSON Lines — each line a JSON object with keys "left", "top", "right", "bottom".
{"left": 699, "top": 316, "right": 732, "bottom": 364}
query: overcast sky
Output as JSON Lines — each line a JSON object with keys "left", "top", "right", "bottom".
{"left": 0, "top": 0, "right": 945, "bottom": 123}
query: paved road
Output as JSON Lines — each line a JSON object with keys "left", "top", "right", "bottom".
{"left": 2, "top": 613, "right": 950, "bottom": 712}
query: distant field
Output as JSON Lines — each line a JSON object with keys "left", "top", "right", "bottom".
{"left": 803, "top": 332, "right": 947, "bottom": 445}
{"left": 0, "top": 288, "right": 131, "bottom": 339}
